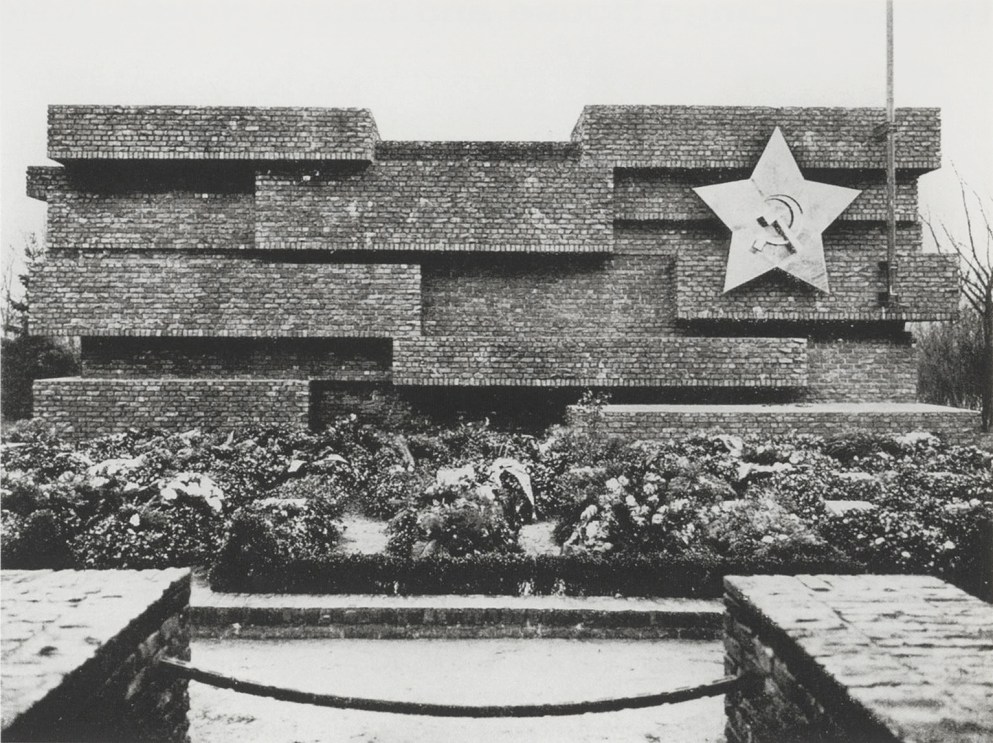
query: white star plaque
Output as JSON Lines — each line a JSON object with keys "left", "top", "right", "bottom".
{"left": 693, "top": 128, "right": 861, "bottom": 293}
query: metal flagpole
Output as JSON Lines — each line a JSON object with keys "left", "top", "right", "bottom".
{"left": 885, "top": 0, "right": 898, "bottom": 305}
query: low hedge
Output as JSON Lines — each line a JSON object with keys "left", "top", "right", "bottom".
{"left": 208, "top": 551, "right": 866, "bottom": 598}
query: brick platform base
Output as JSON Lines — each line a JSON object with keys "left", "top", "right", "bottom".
{"left": 33, "top": 377, "right": 311, "bottom": 437}
{"left": 567, "top": 402, "right": 981, "bottom": 444}
{"left": 724, "top": 575, "right": 993, "bottom": 743}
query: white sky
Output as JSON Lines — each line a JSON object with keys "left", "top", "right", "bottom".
{"left": 2, "top": 0, "right": 991, "bottom": 273}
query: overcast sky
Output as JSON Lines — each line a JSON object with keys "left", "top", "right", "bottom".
{"left": 2, "top": 0, "right": 991, "bottom": 271}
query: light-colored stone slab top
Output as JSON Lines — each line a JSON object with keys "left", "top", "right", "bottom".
{"left": 595, "top": 403, "right": 976, "bottom": 415}
{"left": 725, "top": 574, "right": 993, "bottom": 743}
{"left": 193, "top": 583, "right": 720, "bottom": 615}
{"left": 1, "top": 568, "right": 190, "bottom": 729}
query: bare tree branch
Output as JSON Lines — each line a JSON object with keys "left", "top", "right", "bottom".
{"left": 922, "top": 172, "right": 993, "bottom": 431}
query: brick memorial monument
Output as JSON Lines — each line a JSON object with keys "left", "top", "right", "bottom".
{"left": 26, "top": 105, "right": 979, "bottom": 437}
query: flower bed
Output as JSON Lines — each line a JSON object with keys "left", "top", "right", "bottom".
{"left": 2, "top": 418, "right": 991, "bottom": 600}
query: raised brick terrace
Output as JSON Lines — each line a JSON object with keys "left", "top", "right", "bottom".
{"left": 1, "top": 569, "right": 191, "bottom": 742}
{"left": 724, "top": 574, "right": 993, "bottom": 743}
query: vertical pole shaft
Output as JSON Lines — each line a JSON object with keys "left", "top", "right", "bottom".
{"left": 886, "top": 0, "right": 897, "bottom": 303}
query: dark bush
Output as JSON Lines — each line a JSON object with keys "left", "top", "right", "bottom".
{"left": 1, "top": 335, "right": 79, "bottom": 421}
{"left": 917, "top": 309, "right": 985, "bottom": 414}
{"left": 1, "top": 509, "right": 75, "bottom": 568}
{"left": 221, "top": 493, "right": 344, "bottom": 562}
{"left": 71, "top": 500, "right": 224, "bottom": 569}
{"left": 208, "top": 550, "right": 865, "bottom": 597}
{"left": 822, "top": 429, "right": 903, "bottom": 463}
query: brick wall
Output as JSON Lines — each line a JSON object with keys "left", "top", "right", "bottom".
{"left": 254, "top": 160, "right": 612, "bottom": 252}
{"left": 25, "top": 165, "right": 65, "bottom": 200}
{"left": 567, "top": 403, "right": 980, "bottom": 444}
{"left": 804, "top": 337, "right": 917, "bottom": 402}
{"left": 33, "top": 378, "right": 310, "bottom": 436}
{"left": 44, "top": 166, "right": 254, "bottom": 252}
{"left": 80, "top": 336, "right": 390, "bottom": 380}
{"left": 675, "top": 225, "right": 958, "bottom": 321}
{"left": 394, "top": 336, "right": 807, "bottom": 387}
{"left": 21, "top": 103, "right": 961, "bottom": 432}
{"left": 614, "top": 170, "right": 919, "bottom": 222}
{"left": 1, "top": 569, "right": 190, "bottom": 743}
{"left": 573, "top": 106, "right": 940, "bottom": 169}
{"left": 375, "top": 140, "right": 580, "bottom": 161}
{"left": 31, "top": 254, "right": 421, "bottom": 337}
{"left": 421, "top": 253, "right": 676, "bottom": 337}
{"left": 420, "top": 227, "right": 953, "bottom": 340}
{"left": 49, "top": 105, "right": 379, "bottom": 161}
{"left": 310, "top": 381, "right": 406, "bottom": 428}
{"left": 724, "top": 575, "right": 993, "bottom": 743}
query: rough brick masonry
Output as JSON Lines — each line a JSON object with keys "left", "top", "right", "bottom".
{"left": 1, "top": 569, "right": 191, "bottom": 742}
{"left": 394, "top": 336, "right": 807, "bottom": 387}
{"left": 255, "top": 161, "right": 613, "bottom": 252}
{"left": 80, "top": 337, "right": 391, "bottom": 381}
{"left": 568, "top": 403, "right": 981, "bottom": 444}
{"left": 572, "top": 106, "right": 940, "bottom": 169}
{"left": 723, "top": 575, "right": 993, "bottom": 743}
{"left": 33, "top": 379, "right": 310, "bottom": 438}
{"left": 675, "top": 224, "right": 959, "bottom": 322}
{"left": 806, "top": 337, "right": 917, "bottom": 403}
{"left": 31, "top": 254, "right": 420, "bottom": 338}
{"left": 40, "top": 166, "right": 255, "bottom": 253}
{"left": 614, "top": 170, "right": 920, "bottom": 223}
{"left": 48, "top": 105, "right": 378, "bottom": 161}
{"left": 25, "top": 104, "right": 976, "bottom": 436}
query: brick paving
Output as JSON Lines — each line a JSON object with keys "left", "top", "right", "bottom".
{"left": 1, "top": 568, "right": 190, "bottom": 736}
{"left": 724, "top": 574, "right": 993, "bottom": 743}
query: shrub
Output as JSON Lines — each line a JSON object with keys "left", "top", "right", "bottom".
{"left": 917, "top": 309, "right": 985, "bottom": 413}
{"left": 237, "top": 493, "right": 343, "bottom": 560}
{"left": 747, "top": 470, "right": 834, "bottom": 521}
{"left": 72, "top": 498, "right": 224, "bottom": 569}
{"left": 209, "top": 493, "right": 344, "bottom": 591}
{"left": 822, "top": 429, "right": 904, "bottom": 463}
{"left": 555, "top": 445, "right": 738, "bottom": 556}
{"left": 386, "top": 465, "right": 520, "bottom": 558}
{"left": 1, "top": 509, "right": 75, "bottom": 568}
{"left": 705, "top": 497, "right": 835, "bottom": 561}
{"left": 351, "top": 457, "right": 424, "bottom": 520}
{"left": 207, "top": 551, "right": 864, "bottom": 597}
{"left": 820, "top": 496, "right": 993, "bottom": 600}
{"left": 1, "top": 335, "right": 79, "bottom": 421}
{"left": 3, "top": 422, "right": 991, "bottom": 603}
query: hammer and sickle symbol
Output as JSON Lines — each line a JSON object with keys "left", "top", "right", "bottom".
{"left": 751, "top": 194, "right": 804, "bottom": 254}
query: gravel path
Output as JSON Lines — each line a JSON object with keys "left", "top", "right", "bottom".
{"left": 189, "top": 638, "right": 725, "bottom": 743}
{"left": 339, "top": 515, "right": 391, "bottom": 555}
{"left": 337, "top": 518, "right": 562, "bottom": 557}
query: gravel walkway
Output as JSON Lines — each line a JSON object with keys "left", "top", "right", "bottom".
{"left": 338, "top": 515, "right": 392, "bottom": 555}
{"left": 336, "top": 517, "right": 562, "bottom": 557}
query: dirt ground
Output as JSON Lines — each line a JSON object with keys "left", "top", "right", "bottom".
{"left": 189, "top": 637, "right": 725, "bottom": 743}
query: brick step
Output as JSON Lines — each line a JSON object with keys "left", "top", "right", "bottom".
{"left": 191, "top": 579, "right": 722, "bottom": 640}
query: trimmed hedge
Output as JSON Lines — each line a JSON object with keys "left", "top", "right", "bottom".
{"left": 208, "top": 551, "right": 865, "bottom": 598}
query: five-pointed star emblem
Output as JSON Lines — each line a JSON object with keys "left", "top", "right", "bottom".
{"left": 693, "top": 127, "right": 861, "bottom": 293}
